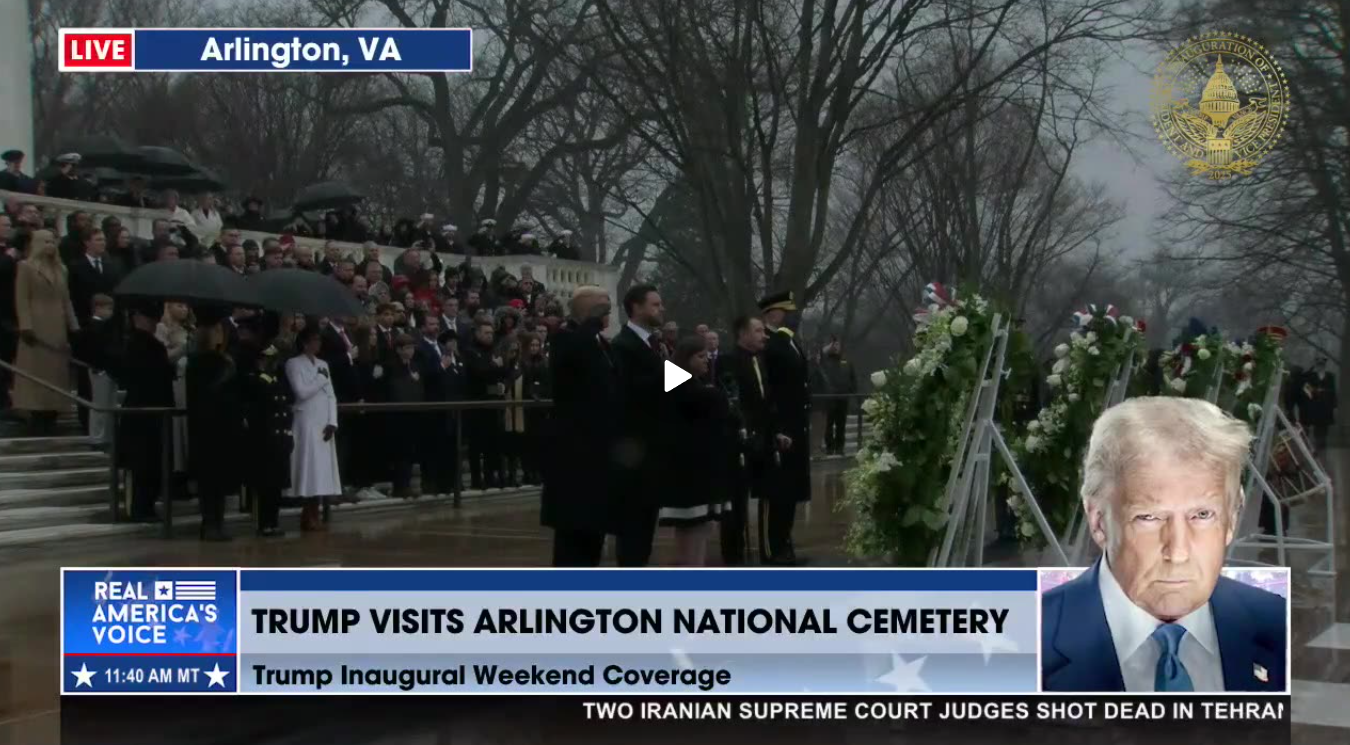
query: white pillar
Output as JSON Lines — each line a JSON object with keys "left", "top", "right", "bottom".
{"left": 0, "top": 0, "right": 35, "bottom": 162}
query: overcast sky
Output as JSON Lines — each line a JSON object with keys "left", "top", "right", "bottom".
{"left": 1076, "top": 39, "right": 1179, "bottom": 260}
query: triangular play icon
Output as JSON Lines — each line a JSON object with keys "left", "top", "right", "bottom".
{"left": 664, "top": 359, "right": 692, "bottom": 392}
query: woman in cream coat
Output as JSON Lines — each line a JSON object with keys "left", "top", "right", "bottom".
{"left": 285, "top": 324, "right": 341, "bottom": 531}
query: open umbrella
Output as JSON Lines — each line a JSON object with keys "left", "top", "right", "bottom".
{"left": 134, "top": 146, "right": 197, "bottom": 176}
{"left": 56, "top": 134, "right": 142, "bottom": 170}
{"left": 249, "top": 268, "right": 365, "bottom": 318}
{"left": 292, "top": 181, "right": 364, "bottom": 212}
{"left": 115, "top": 261, "right": 261, "bottom": 307}
{"left": 151, "top": 166, "right": 227, "bottom": 193}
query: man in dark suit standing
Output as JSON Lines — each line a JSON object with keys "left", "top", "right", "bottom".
{"left": 463, "top": 320, "right": 507, "bottom": 489}
{"left": 1042, "top": 397, "right": 1287, "bottom": 693}
{"left": 759, "top": 290, "right": 812, "bottom": 565}
{"left": 1298, "top": 356, "right": 1337, "bottom": 459}
{"left": 718, "top": 315, "right": 787, "bottom": 565}
{"left": 118, "top": 302, "right": 177, "bottom": 522}
{"left": 320, "top": 317, "right": 362, "bottom": 496}
{"left": 67, "top": 228, "right": 123, "bottom": 431}
{"left": 67, "top": 228, "right": 122, "bottom": 328}
{"left": 541, "top": 286, "right": 621, "bottom": 566}
{"left": 608, "top": 283, "right": 667, "bottom": 567}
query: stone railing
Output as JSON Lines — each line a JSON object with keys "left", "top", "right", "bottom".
{"left": 0, "top": 190, "right": 621, "bottom": 314}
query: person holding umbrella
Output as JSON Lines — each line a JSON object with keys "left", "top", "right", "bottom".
{"left": 286, "top": 324, "right": 341, "bottom": 531}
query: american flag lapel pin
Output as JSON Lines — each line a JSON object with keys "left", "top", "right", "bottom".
{"left": 1253, "top": 664, "right": 1268, "bottom": 683}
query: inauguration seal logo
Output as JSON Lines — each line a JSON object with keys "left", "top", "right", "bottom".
{"left": 1150, "top": 32, "right": 1289, "bottom": 180}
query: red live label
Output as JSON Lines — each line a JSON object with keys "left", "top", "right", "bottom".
{"left": 63, "top": 33, "right": 133, "bottom": 67}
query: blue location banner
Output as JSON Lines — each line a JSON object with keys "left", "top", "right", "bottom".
{"left": 60, "top": 28, "right": 473, "bottom": 72}
{"left": 62, "top": 568, "right": 238, "bottom": 694}
{"left": 61, "top": 568, "right": 1042, "bottom": 695}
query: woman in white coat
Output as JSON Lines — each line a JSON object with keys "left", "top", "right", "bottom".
{"left": 285, "top": 325, "right": 341, "bottom": 531}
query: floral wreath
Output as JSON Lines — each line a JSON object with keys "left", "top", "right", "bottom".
{"left": 1159, "top": 318, "right": 1228, "bottom": 398}
{"left": 1225, "top": 327, "right": 1285, "bottom": 424}
{"left": 844, "top": 282, "right": 1022, "bottom": 565}
{"left": 1005, "top": 305, "right": 1145, "bottom": 545}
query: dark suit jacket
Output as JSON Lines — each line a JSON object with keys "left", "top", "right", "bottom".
{"left": 319, "top": 325, "right": 360, "bottom": 403}
{"left": 609, "top": 325, "right": 666, "bottom": 498}
{"left": 541, "top": 319, "right": 621, "bottom": 533}
{"left": 719, "top": 348, "right": 774, "bottom": 464}
{"left": 67, "top": 254, "right": 123, "bottom": 327}
{"left": 1041, "top": 559, "right": 1287, "bottom": 693}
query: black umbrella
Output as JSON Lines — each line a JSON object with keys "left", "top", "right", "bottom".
{"left": 292, "top": 181, "right": 364, "bottom": 212}
{"left": 134, "top": 146, "right": 197, "bottom": 176}
{"left": 91, "top": 167, "right": 126, "bottom": 186}
{"left": 115, "top": 261, "right": 261, "bottom": 307}
{"left": 249, "top": 268, "right": 365, "bottom": 318}
{"left": 151, "top": 166, "right": 227, "bottom": 193}
{"left": 56, "top": 135, "right": 142, "bottom": 170}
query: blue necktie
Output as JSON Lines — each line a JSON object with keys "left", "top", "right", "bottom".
{"left": 1151, "top": 624, "right": 1195, "bottom": 692}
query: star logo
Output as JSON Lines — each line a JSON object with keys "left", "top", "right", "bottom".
{"left": 958, "top": 602, "right": 1020, "bottom": 664}
{"left": 669, "top": 649, "right": 693, "bottom": 671}
{"left": 173, "top": 627, "right": 190, "bottom": 646}
{"left": 154, "top": 581, "right": 174, "bottom": 600}
{"left": 875, "top": 654, "right": 929, "bottom": 693}
{"left": 70, "top": 663, "right": 96, "bottom": 689}
{"left": 204, "top": 663, "right": 231, "bottom": 689}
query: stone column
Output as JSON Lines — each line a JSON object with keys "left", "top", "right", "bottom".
{"left": 0, "top": 0, "right": 34, "bottom": 161}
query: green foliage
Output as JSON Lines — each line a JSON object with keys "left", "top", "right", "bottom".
{"left": 1006, "top": 313, "right": 1144, "bottom": 545}
{"left": 842, "top": 295, "right": 1006, "bottom": 566}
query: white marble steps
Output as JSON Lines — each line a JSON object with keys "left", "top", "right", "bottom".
{"left": 0, "top": 503, "right": 108, "bottom": 530}
{"left": 0, "top": 435, "right": 97, "bottom": 455}
{"left": 0, "top": 450, "right": 107, "bottom": 471}
{"left": 0, "top": 483, "right": 107, "bottom": 509}
{"left": 0, "top": 465, "right": 106, "bottom": 491}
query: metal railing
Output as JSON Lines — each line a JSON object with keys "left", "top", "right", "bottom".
{"left": 0, "top": 354, "right": 872, "bottom": 538}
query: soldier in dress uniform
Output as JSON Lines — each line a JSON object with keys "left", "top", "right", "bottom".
{"left": 239, "top": 341, "right": 294, "bottom": 537}
{"left": 759, "top": 290, "right": 812, "bottom": 566}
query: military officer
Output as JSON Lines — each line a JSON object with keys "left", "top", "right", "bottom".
{"left": 239, "top": 341, "right": 294, "bottom": 537}
{"left": 759, "top": 290, "right": 812, "bottom": 566}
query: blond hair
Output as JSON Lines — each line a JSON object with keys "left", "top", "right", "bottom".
{"left": 1080, "top": 397, "right": 1252, "bottom": 526}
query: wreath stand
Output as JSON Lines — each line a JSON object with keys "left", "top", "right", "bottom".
{"left": 1060, "top": 347, "right": 1139, "bottom": 565}
{"left": 1228, "top": 364, "right": 1337, "bottom": 577}
{"left": 929, "top": 314, "right": 1070, "bottom": 568}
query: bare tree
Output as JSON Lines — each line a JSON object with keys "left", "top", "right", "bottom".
{"left": 312, "top": 0, "right": 627, "bottom": 230}
{"left": 1158, "top": 0, "right": 1350, "bottom": 402}
{"left": 589, "top": 0, "right": 1156, "bottom": 318}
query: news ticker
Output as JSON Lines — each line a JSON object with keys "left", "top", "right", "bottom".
{"left": 58, "top": 28, "right": 472, "bottom": 73}
{"left": 60, "top": 567, "right": 1289, "bottom": 696}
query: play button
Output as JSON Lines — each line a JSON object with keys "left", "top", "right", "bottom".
{"left": 664, "top": 360, "right": 692, "bottom": 392}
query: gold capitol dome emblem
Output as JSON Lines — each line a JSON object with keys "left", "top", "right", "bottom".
{"left": 1150, "top": 32, "right": 1290, "bottom": 180}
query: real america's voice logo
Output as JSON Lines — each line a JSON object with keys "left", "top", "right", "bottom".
{"left": 64, "top": 569, "right": 239, "bottom": 694}
{"left": 91, "top": 576, "right": 223, "bottom": 645}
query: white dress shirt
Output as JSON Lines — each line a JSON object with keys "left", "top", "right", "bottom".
{"left": 626, "top": 321, "right": 654, "bottom": 345}
{"left": 1098, "top": 558, "right": 1225, "bottom": 692}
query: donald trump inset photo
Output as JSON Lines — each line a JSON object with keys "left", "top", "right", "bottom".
{"left": 1041, "top": 397, "right": 1288, "bottom": 693}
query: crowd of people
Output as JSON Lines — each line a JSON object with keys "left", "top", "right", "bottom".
{"left": 1, "top": 148, "right": 584, "bottom": 260}
{"left": 0, "top": 173, "right": 864, "bottom": 566}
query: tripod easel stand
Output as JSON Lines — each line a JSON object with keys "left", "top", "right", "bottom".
{"left": 1228, "top": 364, "right": 1337, "bottom": 577}
{"left": 929, "top": 314, "right": 1069, "bottom": 567}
